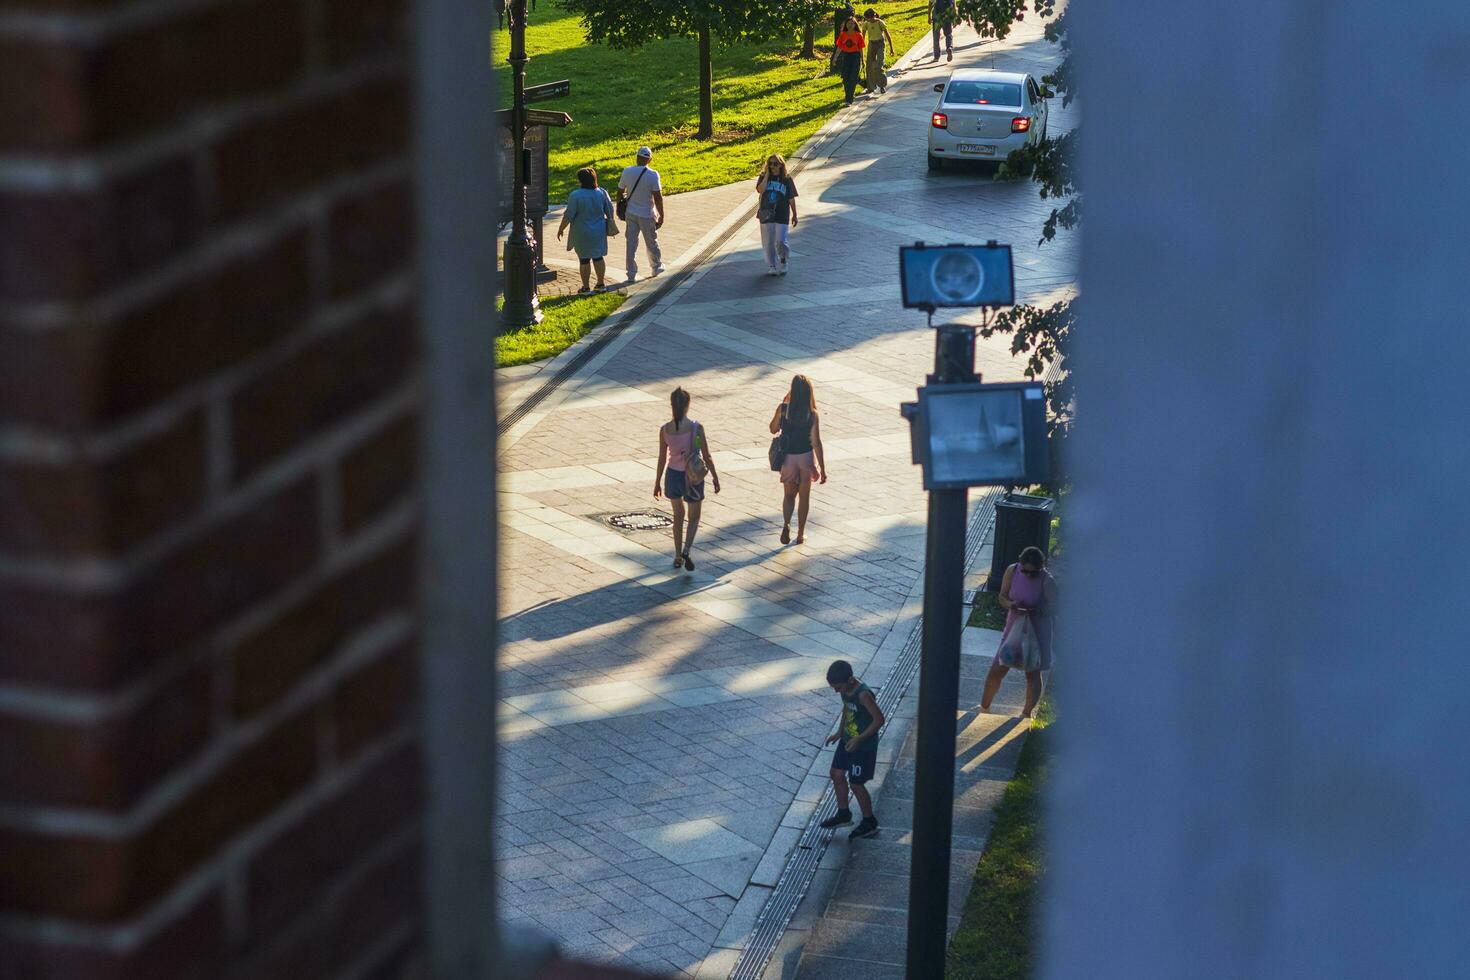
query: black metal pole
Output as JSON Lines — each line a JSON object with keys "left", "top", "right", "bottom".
{"left": 500, "top": 0, "right": 541, "bottom": 327}
{"left": 905, "top": 323, "right": 977, "bottom": 978}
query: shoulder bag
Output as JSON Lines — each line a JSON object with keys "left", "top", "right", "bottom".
{"left": 602, "top": 189, "right": 620, "bottom": 237}
{"left": 616, "top": 166, "right": 647, "bottom": 221}
{"left": 768, "top": 405, "right": 787, "bottom": 471}
{"left": 686, "top": 421, "right": 709, "bottom": 483}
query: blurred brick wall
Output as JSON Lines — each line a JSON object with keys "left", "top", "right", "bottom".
{"left": 0, "top": 0, "right": 424, "bottom": 976}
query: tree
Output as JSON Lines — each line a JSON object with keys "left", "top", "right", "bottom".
{"left": 563, "top": 0, "right": 806, "bottom": 139}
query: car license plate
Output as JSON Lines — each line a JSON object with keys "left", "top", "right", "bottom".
{"left": 958, "top": 143, "right": 996, "bottom": 156}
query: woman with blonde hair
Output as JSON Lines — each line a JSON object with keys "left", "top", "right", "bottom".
{"left": 755, "top": 153, "right": 799, "bottom": 276}
{"left": 768, "top": 375, "right": 826, "bottom": 544}
{"left": 654, "top": 386, "right": 720, "bottom": 570}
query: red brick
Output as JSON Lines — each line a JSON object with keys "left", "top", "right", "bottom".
{"left": 327, "top": 178, "right": 413, "bottom": 299}
{"left": 0, "top": 478, "right": 318, "bottom": 691}
{"left": 0, "top": 155, "right": 201, "bottom": 305}
{"left": 0, "top": 1, "right": 304, "bottom": 153}
{"left": 230, "top": 536, "right": 415, "bottom": 718}
{"left": 212, "top": 77, "right": 410, "bottom": 223}
{"left": 0, "top": 887, "right": 224, "bottom": 980}
{"left": 0, "top": 230, "right": 310, "bottom": 431}
{"left": 0, "top": 40, "right": 87, "bottom": 153}
{"left": 230, "top": 302, "right": 416, "bottom": 479}
{"left": 322, "top": 0, "right": 409, "bottom": 69}
{"left": 246, "top": 740, "right": 421, "bottom": 941}
{"left": 0, "top": 710, "right": 316, "bottom": 922}
{"left": 0, "top": 663, "right": 211, "bottom": 810}
{"left": 0, "top": 409, "right": 206, "bottom": 559}
{"left": 339, "top": 410, "right": 418, "bottom": 534}
{"left": 334, "top": 641, "right": 417, "bottom": 762}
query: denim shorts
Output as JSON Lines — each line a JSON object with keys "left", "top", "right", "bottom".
{"left": 664, "top": 468, "right": 705, "bottom": 502}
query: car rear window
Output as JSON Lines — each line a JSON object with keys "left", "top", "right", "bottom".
{"left": 944, "top": 81, "right": 1022, "bottom": 107}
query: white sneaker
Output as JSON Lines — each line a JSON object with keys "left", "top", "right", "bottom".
{"left": 652, "top": 265, "right": 665, "bottom": 276}
{"left": 779, "top": 262, "right": 788, "bottom": 276}
{"left": 767, "top": 268, "right": 779, "bottom": 277}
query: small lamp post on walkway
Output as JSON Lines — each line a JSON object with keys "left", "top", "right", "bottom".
{"left": 501, "top": 0, "right": 542, "bottom": 327}
{"left": 897, "top": 242, "right": 1047, "bottom": 980}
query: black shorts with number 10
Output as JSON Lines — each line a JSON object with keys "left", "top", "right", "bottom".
{"left": 832, "top": 739, "right": 878, "bottom": 785}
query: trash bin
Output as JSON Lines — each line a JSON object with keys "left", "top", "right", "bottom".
{"left": 985, "top": 492, "right": 1055, "bottom": 591}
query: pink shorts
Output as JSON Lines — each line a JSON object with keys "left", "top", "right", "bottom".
{"left": 780, "top": 450, "right": 819, "bottom": 486}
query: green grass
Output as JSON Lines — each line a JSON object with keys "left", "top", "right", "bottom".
{"left": 493, "top": 2, "right": 938, "bottom": 201}
{"left": 945, "top": 696, "right": 1055, "bottom": 980}
{"left": 967, "top": 590, "right": 1008, "bottom": 630}
{"left": 495, "top": 290, "right": 627, "bottom": 367}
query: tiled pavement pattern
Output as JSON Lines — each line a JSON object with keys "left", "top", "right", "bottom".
{"left": 495, "top": 16, "right": 1075, "bottom": 978}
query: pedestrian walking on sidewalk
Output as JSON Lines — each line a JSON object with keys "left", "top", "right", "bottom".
{"left": 980, "top": 546, "right": 1057, "bottom": 719}
{"left": 821, "top": 659, "right": 884, "bottom": 840}
{"left": 555, "top": 167, "right": 616, "bottom": 293}
{"left": 929, "top": 0, "right": 956, "bottom": 62}
{"left": 828, "top": 2, "right": 858, "bottom": 74}
{"left": 769, "top": 374, "right": 825, "bottom": 544}
{"left": 835, "top": 16, "right": 867, "bottom": 105}
{"left": 653, "top": 387, "right": 720, "bottom": 572}
{"left": 755, "top": 154, "right": 799, "bottom": 276}
{"left": 617, "top": 146, "right": 665, "bottom": 282}
{"left": 862, "top": 9, "right": 895, "bottom": 95}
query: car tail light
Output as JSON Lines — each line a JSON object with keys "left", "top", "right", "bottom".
{"left": 1011, "top": 116, "right": 1031, "bottom": 133}
{"left": 931, "top": 112, "right": 949, "bottom": 129}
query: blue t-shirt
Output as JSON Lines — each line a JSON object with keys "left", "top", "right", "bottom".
{"left": 758, "top": 174, "right": 798, "bottom": 225}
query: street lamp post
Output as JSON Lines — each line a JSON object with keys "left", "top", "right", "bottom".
{"left": 501, "top": 0, "right": 541, "bottom": 327}
{"left": 896, "top": 242, "right": 1046, "bottom": 979}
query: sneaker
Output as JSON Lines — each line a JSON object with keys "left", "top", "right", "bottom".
{"left": 779, "top": 259, "right": 788, "bottom": 276}
{"left": 651, "top": 265, "right": 665, "bottom": 276}
{"left": 947, "top": 50, "right": 953, "bottom": 62}
{"left": 849, "top": 816, "right": 879, "bottom": 840}
{"left": 767, "top": 268, "right": 780, "bottom": 277}
{"left": 819, "top": 809, "right": 853, "bottom": 829}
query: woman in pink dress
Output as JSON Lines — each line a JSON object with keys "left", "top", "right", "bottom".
{"left": 768, "top": 375, "right": 826, "bottom": 544}
{"left": 980, "top": 545, "right": 1056, "bottom": 719}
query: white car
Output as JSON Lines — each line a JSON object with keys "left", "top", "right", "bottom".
{"left": 927, "top": 69, "right": 1049, "bottom": 171}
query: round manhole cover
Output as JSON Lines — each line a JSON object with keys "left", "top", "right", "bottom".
{"left": 606, "top": 511, "right": 673, "bottom": 531}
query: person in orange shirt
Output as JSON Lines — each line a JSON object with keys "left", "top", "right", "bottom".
{"left": 835, "top": 16, "right": 867, "bottom": 106}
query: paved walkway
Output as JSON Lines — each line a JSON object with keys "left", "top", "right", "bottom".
{"left": 494, "top": 16, "right": 1075, "bottom": 978}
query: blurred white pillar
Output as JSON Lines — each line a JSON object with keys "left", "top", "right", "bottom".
{"left": 1049, "top": 2, "right": 1470, "bottom": 976}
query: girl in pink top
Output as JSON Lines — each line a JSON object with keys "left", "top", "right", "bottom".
{"left": 654, "top": 387, "right": 720, "bottom": 571}
{"left": 981, "top": 545, "right": 1057, "bottom": 719}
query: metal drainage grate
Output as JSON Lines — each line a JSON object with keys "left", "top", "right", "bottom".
{"left": 605, "top": 510, "right": 674, "bottom": 532}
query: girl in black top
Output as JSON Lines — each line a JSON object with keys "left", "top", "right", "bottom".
{"left": 768, "top": 374, "right": 827, "bottom": 544}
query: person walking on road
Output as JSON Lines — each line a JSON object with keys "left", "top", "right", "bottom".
{"left": 834, "top": 16, "right": 867, "bottom": 106}
{"left": 555, "top": 167, "right": 616, "bottom": 293}
{"left": 980, "top": 546, "right": 1057, "bottom": 719}
{"left": 820, "top": 659, "right": 884, "bottom": 840}
{"left": 653, "top": 386, "right": 720, "bottom": 572}
{"left": 756, "top": 154, "right": 799, "bottom": 276}
{"left": 617, "top": 146, "right": 665, "bottom": 283}
{"left": 769, "top": 374, "right": 825, "bottom": 544}
{"left": 929, "top": 0, "right": 956, "bottom": 62}
{"left": 862, "top": 8, "right": 895, "bottom": 95}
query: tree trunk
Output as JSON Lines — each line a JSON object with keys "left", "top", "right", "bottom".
{"left": 697, "top": 20, "right": 713, "bottom": 139}
{"left": 800, "top": 22, "right": 816, "bottom": 58}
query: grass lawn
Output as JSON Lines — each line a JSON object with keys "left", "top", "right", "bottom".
{"left": 495, "top": 290, "right": 627, "bottom": 368}
{"left": 945, "top": 694, "right": 1054, "bottom": 980}
{"left": 967, "top": 589, "right": 1008, "bottom": 630}
{"left": 493, "top": 2, "right": 938, "bottom": 201}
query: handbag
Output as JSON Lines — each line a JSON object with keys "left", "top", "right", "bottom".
{"left": 616, "top": 166, "right": 646, "bottom": 221}
{"left": 686, "top": 422, "right": 708, "bottom": 483}
{"left": 768, "top": 405, "right": 787, "bottom": 471}
{"left": 602, "top": 190, "right": 620, "bottom": 237}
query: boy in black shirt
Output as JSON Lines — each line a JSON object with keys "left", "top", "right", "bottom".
{"left": 820, "top": 659, "right": 884, "bottom": 839}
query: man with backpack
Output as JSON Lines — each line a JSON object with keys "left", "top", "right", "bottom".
{"left": 617, "top": 146, "right": 665, "bottom": 282}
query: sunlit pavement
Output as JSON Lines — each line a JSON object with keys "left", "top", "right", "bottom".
{"left": 494, "top": 16, "right": 1076, "bottom": 977}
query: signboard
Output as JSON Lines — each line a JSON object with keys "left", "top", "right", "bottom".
{"left": 497, "top": 124, "right": 549, "bottom": 219}
{"left": 524, "top": 79, "right": 571, "bottom": 103}
{"left": 524, "top": 109, "right": 572, "bottom": 128}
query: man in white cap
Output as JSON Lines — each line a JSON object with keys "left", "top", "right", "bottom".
{"left": 617, "top": 146, "right": 665, "bottom": 282}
